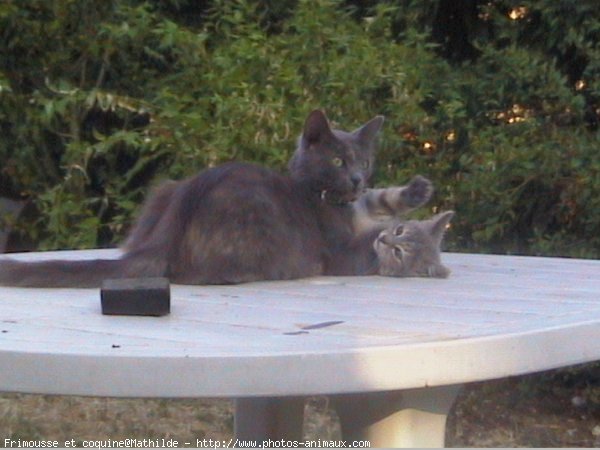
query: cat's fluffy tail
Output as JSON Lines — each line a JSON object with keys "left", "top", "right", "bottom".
{"left": 0, "top": 254, "right": 165, "bottom": 288}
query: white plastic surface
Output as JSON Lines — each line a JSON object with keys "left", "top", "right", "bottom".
{"left": 0, "top": 250, "right": 598, "bottom": 397}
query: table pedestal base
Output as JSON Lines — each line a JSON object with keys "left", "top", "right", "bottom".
{"left": 332, "top": 385, "right": 462, "bottom": 448}
{"left": 234, "top": 385, "right": 461, "bottom": 448}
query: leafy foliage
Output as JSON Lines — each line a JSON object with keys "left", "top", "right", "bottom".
{"left": 0, "top": 0, "right": 598, "bottom": 257}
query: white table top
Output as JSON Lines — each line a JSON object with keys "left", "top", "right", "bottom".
{"left": 0, "top": 249, "right": 599, "bottom": 398}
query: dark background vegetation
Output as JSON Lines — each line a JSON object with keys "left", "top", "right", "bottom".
{"left": 1, "top": 0, "right": 599, "bottom": 257}
{"left": 0, "top": 0, "right": 599, "bottom": 447}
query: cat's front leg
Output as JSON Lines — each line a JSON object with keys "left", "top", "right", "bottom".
{"left": 398, "top": 175, "right": 433, "bottom": 210}
{"left": 352, "top": 175, "right": 433, "bottom": 234}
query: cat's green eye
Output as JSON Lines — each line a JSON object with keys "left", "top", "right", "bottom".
{"left": 331, "top": 157, "right": 344, "bottom": 168}
{"left": 362, "top": 160, "right": 370, "bottom": 169}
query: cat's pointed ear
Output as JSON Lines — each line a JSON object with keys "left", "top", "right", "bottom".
{"left": 428, "top": 210, "right": 455, "bottom": 245}
{"left": 353, "top": 115, "right": 385, "bottom": 144}
{"left": 428, "top": 263, "right": 451, "bottom": 278}
{"left": 302, "top": 110, "right": 334, "bottom": 146}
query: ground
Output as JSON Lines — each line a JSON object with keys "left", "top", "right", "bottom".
{"left": 446, "top": 364, "right": 600, "bottom": 447}
{"left": 1, "top": 363, "right": 598, "bottom": 447}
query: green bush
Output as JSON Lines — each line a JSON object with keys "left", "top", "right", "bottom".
{"left": 0, "top": 0, "right": 598, "bottom": 257}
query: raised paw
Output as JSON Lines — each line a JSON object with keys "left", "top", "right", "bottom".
{"left": 401, "top": 175, "right": 433, "bottom": 208}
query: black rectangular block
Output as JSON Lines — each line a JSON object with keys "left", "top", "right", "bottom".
{"left": 101, "top": 277, "right": 170, "bottom": 316}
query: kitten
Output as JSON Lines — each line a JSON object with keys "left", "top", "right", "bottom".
{"left": 374, "top": 211, "right": 455, "bottom": 278}
{"left": 0, "top": 110, "right": 433, "bottom": 287}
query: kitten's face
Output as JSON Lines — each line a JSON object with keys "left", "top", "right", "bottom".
{"left": 289, "top": 110, "right": 384, "bottom": 204}
{"left": 374, "top": 211, "right": 454, "bottom": 278}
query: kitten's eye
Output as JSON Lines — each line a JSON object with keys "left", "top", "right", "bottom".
{"left": 361, "top": 160, "right": 370, "bottom": 169}
{"left": 393, "top": 246, "right": 403, "bottom": 260}
{"left": 331, "top": 157, "right": 344, "bottom": 168}
{"left": 394, "top": 225, "right": 404, "bottom": 236}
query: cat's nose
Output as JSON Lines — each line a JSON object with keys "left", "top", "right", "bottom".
{"left": 350, "top": 173, "right": 363, "bottom": 189}
{"left": 377, "top": 232, "right": 396, "bottom": 246}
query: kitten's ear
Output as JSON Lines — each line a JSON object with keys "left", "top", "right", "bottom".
{"left": 428, "top": 263, "right": 451, "bottom": 278}
{"left": 302, "top": 110, "right": 334, "bottom": 145}
{"left": 429, "top": 210, "right": 455, "bottom": 245}
{"left": 353, "top": 115, "right": 385, "bottom": 144}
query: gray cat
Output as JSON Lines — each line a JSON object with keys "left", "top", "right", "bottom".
{"left": 374, "top": 211, "right": 455, "bottom": 278}
{"left": 0, "top": 110, "right": 433, "bottom": 287}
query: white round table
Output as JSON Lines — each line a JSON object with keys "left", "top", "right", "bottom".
{"left": 1, "top": 250, "right": 599, "bottom": 447}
